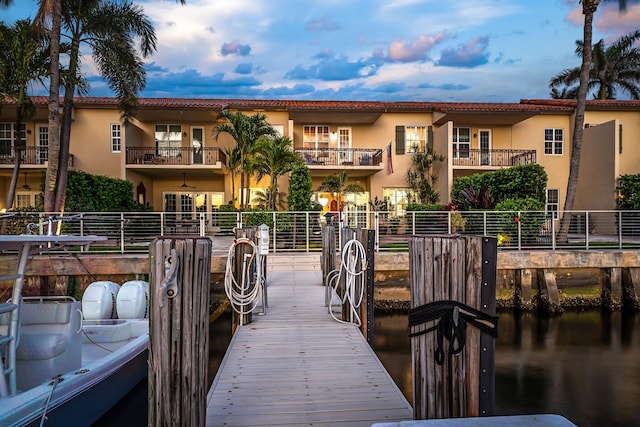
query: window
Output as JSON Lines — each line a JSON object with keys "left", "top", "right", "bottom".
{"left": 15, "top": 192, "right": 39, "bottom": 209}
{"left": 303, "top": 125, "right": 329, "bottom": 151}
{"left": 453, "top": 127, "right": 470, "bottom": 159}
{"left": 383, "top": 188, "right": 414, "bottom": 217}
{"left": 111, "top": 124, "right": 121, "bottom": 152}
{"left": 155, "top": 124, "right": 182, "bottom": 157}
{"left": 38, "top": 126, "right": 48, "bottom": 164}
{"left": 405, "top": 126, "right": 426, "bottom": 154}
{"left": 544, "top": 128, "right": 563, "bottom": 155}
{"left": 546, "top": 189, "right": 559, "bottom": 219}
{"left": 0, "top": 123, "right": 26, "bottom": 156}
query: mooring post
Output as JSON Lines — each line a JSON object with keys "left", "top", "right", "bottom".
{"left": 232, "top": 227, "right": 257, "bottom": 332}
{"left": 149, "top": 237, "right": 212, "bottom": 427}
{"left": 356, "top": 228, "right": 375, "bottom": 344}
{"left": 321, "top": 225, "right": 336, "bottom": 284}
{"left": 409, "top": 235, "right": 498, "bottom": 420}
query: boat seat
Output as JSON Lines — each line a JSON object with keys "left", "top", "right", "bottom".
{"left": 15, "top": 300, "right": 82, "bottom": 391}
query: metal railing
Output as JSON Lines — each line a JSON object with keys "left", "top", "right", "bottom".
{"left": 0, "top": 147, "right": 73, "bottom": 167}
{"left": 125, "top": 147, "right": 227, "bottom": 166}
{"left": 1, "top": 209, "right": 639, "bottom": 253}
{"left": 451, "top": 149, "right": 536, "bottom": 167}
{"left": 295, "top": 148, "right": 383, "bottom": 167}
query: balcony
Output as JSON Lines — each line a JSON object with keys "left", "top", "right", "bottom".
{"left": 0, "top": 147, "right": 73, "bottom": 167}
{"left": 452, "top": 149, "right": 536, "bottom": 168}
{"left": 126, "top": 147, "right": 227, "bottom": 167}
{"left": 295, "top": 148, "right": 383, "bottom": 173}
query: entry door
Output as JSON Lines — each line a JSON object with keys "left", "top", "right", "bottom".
{"left": 191, "top": 127, "right": 204, "bottom": 164}
{"left": 479, "top": 129, "right": 491, "bottom": 166}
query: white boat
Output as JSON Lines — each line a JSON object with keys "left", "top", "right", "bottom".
{"left": 0, "top": 233, "right": 150, "bottom": 426}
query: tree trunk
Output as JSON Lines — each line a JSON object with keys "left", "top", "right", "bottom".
{"left": 6, "top": 106, "right": 24, "bottom": 209}
{"left": 557, "top": 0, "right": 599, "bottom": 243}
{"left": 44, "top": 0, "right": 62, "bottom": 214}
{"left": 54, "top": 32, "right": 81, "bottom": 213}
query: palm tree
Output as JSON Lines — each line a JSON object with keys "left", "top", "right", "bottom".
{"left": 51, "top": 0, "right": 157, "bottom": 212}
{"left": 252, "top": 136, "right": 302, "bottom": 210}
{"left": 318, "top": 170, "right": 364, "bottom": 220}
{"left": 214, "top": 110, "right": 277, "bottom": 209}
{"left": 2, "top": 0, "right": 183, "bottom": 213}
{"left": 0, "top": 19, "right": 50, "bottom": 209}
{"left": 550, "top": 30, "right": 640, "bottom": 99}
{"left": 558, "top": 0, "right": 637, "bottom": 243}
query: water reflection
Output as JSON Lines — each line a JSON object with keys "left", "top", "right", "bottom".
{"left": 98, "top": 312, "right": 639, "bottom": 427}
{"left": 373, "top": 311, "right": 640, "bottom": 427}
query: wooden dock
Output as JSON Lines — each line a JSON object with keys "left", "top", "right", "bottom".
{"left": 206, "top": 268, "right": 413, "bottom": 426}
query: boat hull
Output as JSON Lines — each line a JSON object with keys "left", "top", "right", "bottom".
{"left": 0, "top": 334, "right": 148, "bottom": 427}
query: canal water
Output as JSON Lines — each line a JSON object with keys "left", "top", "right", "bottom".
{"left": 96, "top": 311, "right": 640, "bottom": 427}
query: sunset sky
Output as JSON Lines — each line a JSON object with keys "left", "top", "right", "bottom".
{"left": 3, "top": 0, "right": 639, "bottom": 101}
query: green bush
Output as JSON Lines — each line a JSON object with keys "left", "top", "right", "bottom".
{"left": 218, "top": 204, "right": 239, "bottom": 233}
{"left": 65, "top": 171, "right": 148, "bottom": 212}
{"left": 288, "top": 165, "right": 314, "bottom": 211}
{"left": 452, "top": 164, "right": 547, "bottom": 209}
{"left": 406, "top": 203, "right": 447, "bottom": 234}
{"left": 616, "top": 174, "right": 640, "bottom": 209}
{"left": 494, "top": 197, "right": 546, "bottom": 246}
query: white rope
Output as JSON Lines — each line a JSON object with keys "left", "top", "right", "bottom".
{"left": 224, "top": 237, "right": 263, "bottom": 324}
{"left": 327, "top": 237, "right": 367, "bottom": 326}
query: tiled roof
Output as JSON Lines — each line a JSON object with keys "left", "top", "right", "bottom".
{"left": 4, "top": 96, "right": 640, "bottom": 112}
{"left": 430, "top": 102, "right": 573, "bottom": 113}
{"left": 521, "top": 99, "right": 640, "bottom": 110}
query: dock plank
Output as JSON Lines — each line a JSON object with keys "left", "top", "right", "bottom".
{"left": 206, "top": 269, "right": 413, "bottom": 427}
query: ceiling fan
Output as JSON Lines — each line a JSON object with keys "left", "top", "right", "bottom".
{"left": 175, "top": 173, "right": 196, "bottom": 189}
{"left": 21, "top": 172, "right": 31, "bottom": 190}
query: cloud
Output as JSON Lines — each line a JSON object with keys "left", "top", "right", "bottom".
{"left": 234, "top": 63, "right": 253, "bottom": 74}
{"left": 221, "top": 40, "right": 251, "bottom": 56}
{"left": 596, "top": 3, "right": 640, "bottom": 41}
{"left": 417, "top": 82, "right": 470, "bottom": 91}
{"left": 141, "top": 67, "right": 262, "bottom": 97}
{"left": 306, "top": 15, "right": 339, "bottom": 31}
{"left": 261, "top": 84, "right": 316, "bottom": 97}
{"left": 285, "top": 54, "right": 382, "bottom": 81}
{"left": 436, "top": 36, "right": 490, "bottom": 68}
{"left": 386, "top": 32, "right": 448, "bottom": 62}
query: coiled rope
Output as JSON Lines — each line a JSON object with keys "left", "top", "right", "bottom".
{"left": 326, "top": 237, "right": 367, "bottom": 326}
{"left": 224, "top": 237, "right": 264, "bottom": 324}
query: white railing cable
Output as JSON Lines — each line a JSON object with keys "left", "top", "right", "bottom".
{"left": 326, "top": 236, "right": 367, "bottom": 326}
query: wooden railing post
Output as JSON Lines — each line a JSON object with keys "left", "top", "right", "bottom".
{"left": 409, "top": 235, "right": 497, "bottom": 420}
{"left": 149, "top": 237, "right": 212, "bottom": 427}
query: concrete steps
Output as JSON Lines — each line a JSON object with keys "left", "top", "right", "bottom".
{"left": 265, "top": 253, "right": 321, "bottom": 271}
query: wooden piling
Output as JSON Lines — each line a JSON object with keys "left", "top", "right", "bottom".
{"left": 321, "top": 225, "right": 336, "bottom": 283}
{"left": 232, "top": 227, "right": 257, "bottom": 332}
{"left": 356, "top": 228, "right": 375, "bottom": 344}
{"left": 149, "top": 237, "right": 212, "bottom": 427}
{"left": 409, "top": 235, "right": 497, "bottom": 420}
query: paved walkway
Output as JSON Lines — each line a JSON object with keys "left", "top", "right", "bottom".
{"left": 205, "top": 269, "right": 413, "bottom": 426}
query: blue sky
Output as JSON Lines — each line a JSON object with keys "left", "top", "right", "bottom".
{"left": 2, "top": 0, "right": 639, "bottom": 102}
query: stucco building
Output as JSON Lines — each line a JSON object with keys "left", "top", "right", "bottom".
{"left": 1, "top": 97, "right": 638, "bottom": 230}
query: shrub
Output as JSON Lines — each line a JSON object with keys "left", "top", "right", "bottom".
{"left": 616, "top": 174, "right": 640, "bottom": 210}
{"left": 494, "top": 197, "right": 546, "bottom": 245}
{"left": 452, "top": 164, "right": 547, "bottom": 209}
